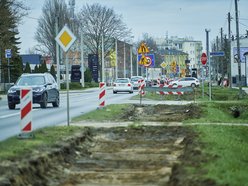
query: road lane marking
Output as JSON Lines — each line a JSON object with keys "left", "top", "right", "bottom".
{"left": 0, "top": 109, "right": 39, "bottom": 119}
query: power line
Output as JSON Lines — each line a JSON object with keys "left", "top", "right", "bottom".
{"left": 25, "top": 15, "right": 39, "bottom": 20}
{"left": 239, "top": 21, "right": 248, "bottom": 28}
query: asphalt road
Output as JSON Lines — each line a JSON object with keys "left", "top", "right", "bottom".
{"left": 0, "top": 87, "right": 137, "bottom": 141}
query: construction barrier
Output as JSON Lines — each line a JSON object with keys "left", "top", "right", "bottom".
{"left": 144, "top": 85, "right": 194, "bottom": 95}
{"left": 138, "top": 79, "right": 145, "bottom": 96}
{"left": 157, "top": 84, "right": 184, "bottom": 95}
{"left": 99, "top": 82, "right": 106, "bottom": 108}
{"left": 19, "top": 88, "right": 33, "bottom": 138}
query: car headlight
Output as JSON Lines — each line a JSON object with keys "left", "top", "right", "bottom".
{"left": 33, "top": 87, "right": 45, "bottom": 93}
{"left": 8, "top": 89, "right": 16, "bottom": 94}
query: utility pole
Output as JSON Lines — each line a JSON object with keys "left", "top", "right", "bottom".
{"left": 115, "top": 38, "right": 118, "bottom": 80}
{"left": 220, "top": 27, "right": 224, "bottom": 85}
{"left": 124, "top": 42, "right": 126, "bottom": 78}
{"left": 102, "top": 35, "right": 105, "bottom": 82}
{"left": 228, "top": 12, "right": 232, "bottom": 88}
{"left": 235, "top": 0, "right": 243, "bottom": 98}
{"left": 80, "top": 29, "right": 85, "bottom": 87}
{"left": 130, "top": 45, "right": 133, "bottom": 77}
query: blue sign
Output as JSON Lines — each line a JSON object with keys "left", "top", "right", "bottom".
{"left": 5, "top": 49, "right": 12, "bottom": 58}
{"left": 138, "top": 54, "right": 155, "bottom": 67}
{"left": 210, "top": 51, "right": 225, "bottom": 56}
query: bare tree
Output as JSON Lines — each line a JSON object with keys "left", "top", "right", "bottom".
{"left": 77, "top": 3, "right": 132, "bottom": 57}
{"left": 35, "top": 0, "right": 70, "bottom": 61}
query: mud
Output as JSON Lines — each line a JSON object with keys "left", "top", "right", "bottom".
{"left": 0, "top": 104, "right": 216, "bottom": 186}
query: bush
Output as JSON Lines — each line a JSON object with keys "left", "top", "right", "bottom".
{"left": 60, "top": 82, "right": 99, "bottom": 90}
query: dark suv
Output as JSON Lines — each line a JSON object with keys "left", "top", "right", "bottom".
{"left": 7, "top": 73, "right": 60, "bottom": 109}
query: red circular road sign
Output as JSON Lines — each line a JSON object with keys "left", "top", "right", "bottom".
{"left": 144, "top": 56, "right": 152, "bottom": 67}
{"left": 201, "top": 52, "right": 207, "bottom": 65}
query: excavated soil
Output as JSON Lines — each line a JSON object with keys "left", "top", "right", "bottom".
{"left": 0, "top": 104, "right": 217, "bottom": 186}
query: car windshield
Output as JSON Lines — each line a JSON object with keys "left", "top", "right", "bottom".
{"left": 131, "top": 77, "right": 142, "bottom": 82}
{"left": 116, "top": 79, "right": 129, "bottom": 83}
{"left": 17, "top": 76, "right": 45, "bottom": 86}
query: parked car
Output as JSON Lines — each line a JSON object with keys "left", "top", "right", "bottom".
{"left": 113, "top": 78, "right": 133, "bottom": 94}
{"left": 130, "top": 76, "right": 144, "bottom": 90}
{"left": 169, "top": 77, "right": 200, "bottom": 87}
{"left": 7, "top": 73, "right": 60, "bottom": 109}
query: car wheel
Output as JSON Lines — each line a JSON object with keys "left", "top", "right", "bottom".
{"left": 113, "top": 91, "right": 117, "bottom": 94}
{"left": 52, "top": 96, "right": 60, "bottom": 107}
{"left": 191, "top": 83, "right": 196, "bottom": 88}
{"left": 40, "top": 93, "right": 48, "bottom": 108}
{"left": 129, "top": 91, "right": 133, "bottom": 94}
{"left": 8, "top": 103, "right": 16, "bottom": 110}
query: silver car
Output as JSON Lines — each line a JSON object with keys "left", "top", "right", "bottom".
{"left": 130, "top": 76, "right": 144, "bottom": 90}
{"left": 169, "top": 77, "right": 200, "bottom": 87}
{"left": 113, "top": 78, "right": 133, "bottom": 94}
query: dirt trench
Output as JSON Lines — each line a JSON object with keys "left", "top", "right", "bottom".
{"left": 0, "top": 104, "right": 210, "bottom": 186}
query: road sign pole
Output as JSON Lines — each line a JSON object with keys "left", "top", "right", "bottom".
{"left": 202, "top": 66, "right": 204, "bottom": 98}
{"left": 206, "top": 29, "right": 211, "bottom": 101}
{"left": 66, "top": 52, "right": 70, "bottom": 126}
{"left": 55, "top": 24, "right": 76, "bottom": 127}
{"left": 8, "top": 58, "right": 10, "bottom": 83}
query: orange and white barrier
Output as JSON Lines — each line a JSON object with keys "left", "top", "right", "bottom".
{"left": 20, "top": 88, "right": 32, "bottom": 134}
{"left": 157, "top": 84, "right": 184, "bottom": 95}
{"left": 99, "top": 82, "right": 106, "bottom": 108}
{"left": 138, "top": 79, "right": 145, "bottom": 96}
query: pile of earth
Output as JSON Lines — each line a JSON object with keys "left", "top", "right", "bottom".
{"left": 119, "top": 103, "right": 202, "bottom": 122}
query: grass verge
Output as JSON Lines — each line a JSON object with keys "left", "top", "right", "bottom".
{"left": 184, "top": 102, "right": 248, "bottom": 124}
{"left": 190, "top": 125, "right": 248, "bottom": 186}
{"left": 0, "top": 126, "right": 82, "bottom": 161}
{"left": 72, "top": 104, "right": 130, "bottom": 122}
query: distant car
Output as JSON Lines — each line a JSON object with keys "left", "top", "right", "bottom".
{"left": 7, "top": 73, "right": 60, "bottom": 109}
{"left": 113, "top": 78, "right": 133, "bottom": 94}
{"left": 130, "top": 76, "right": 144, "bottom": 90}
{"left": 169, "top": 77, "right": 200, "bottom": 87}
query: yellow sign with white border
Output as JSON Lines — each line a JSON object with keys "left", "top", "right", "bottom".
{"left": 55, "top": 25, "right": 76, "bottom": 52}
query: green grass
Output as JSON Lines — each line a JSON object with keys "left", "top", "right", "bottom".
{"left": 0, "top": 126, "right": 82, "bottom": 161}
{"left": 185, "top": 102, "right": 248, "bottom": 124}
{"left": 192, "top": 125, "right": 248, "bottom": 186}
{"left": 72, "top": 104, "right": 130, "bottom": 122}
{"left": 138, "top": 86, "right": 248, "bottom": 102}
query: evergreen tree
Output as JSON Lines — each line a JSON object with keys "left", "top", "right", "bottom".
{"left": 10, "top": 55, "right": 23, "bottom": 83}
{"left": 34, "top": 64, "right": 39, "bottom": 73}
{"left": 23, "top": 62, "right": 31, "bottom": 73}
{"left": 84, "top": 68, "right": 92, "bottom": 82}
{"left": 50, "top": 64, "right": 56, "bottom": 80}
{"left": 0, "top": 0, "right": 28, "bottom": 83}
{"left": 40, "top": 61, "right": 48, "bottom": 73}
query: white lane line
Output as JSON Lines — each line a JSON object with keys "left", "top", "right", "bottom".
{"left": 0, "top": 109, "right": 39, "bottom": 119}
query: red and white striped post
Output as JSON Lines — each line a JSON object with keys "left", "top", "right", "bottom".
{"left": 138, "top": 79, "right": 145, "bottom": 96}
{"left": 99, "top": 82, "right": 106, "bottom": 108}
{"left": 19, "top": 88, "right": 33, "bottom": 138}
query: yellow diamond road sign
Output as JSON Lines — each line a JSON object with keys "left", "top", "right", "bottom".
{"left": 55, "top": 25, "right": 76, "bottom": 52}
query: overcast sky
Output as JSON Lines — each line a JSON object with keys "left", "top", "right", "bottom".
{"left": 18, "top": 0, "right": 248, "bottom": 54}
